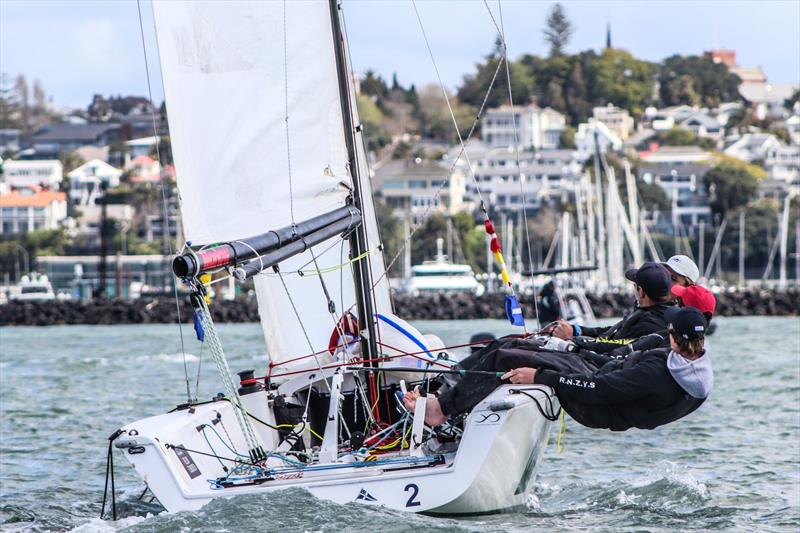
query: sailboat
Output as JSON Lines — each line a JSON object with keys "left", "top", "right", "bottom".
{"left": 110, "top": 0, "right": 558, "bottom": 515}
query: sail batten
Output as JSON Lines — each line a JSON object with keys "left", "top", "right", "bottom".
{"left": 153, "top": 0, "right": 390, "bottom": 368}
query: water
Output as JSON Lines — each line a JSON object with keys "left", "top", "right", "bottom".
{"left": 1, "top": 317, "right": 799, "bottom": 532}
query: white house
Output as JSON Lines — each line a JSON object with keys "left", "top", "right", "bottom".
{"left": 680, "top": 113, "right": 723, "bottom": 142}
{"left": 0, "top": 189, "right": 68, "bottom": 234}
{"left": 1, "top": 160, "right": 63, "bottom": 190}
{"left": 739, "top": 83, "right": 798, "bottom": 120}
{"left": 482, "top": 103, "right": 566, "bottom": 150}
{"left": 67, "top": 159, "right": 123, "bottom": 206}
{"left": 765, "top": 144, "right": 800, "bottom": 185}
{"left": 592, "top": 104, "right": 635, "bottom": 140}
{"left": 723, "top": 133, "right": 783, "bottom": 163}
{"left": 373, "top": 158, "right": 466, "bottom": 220}
{"left": 575, "top": 120, "right": 623, "bottom": 155}
{"left": 124, "top": 136, "right": 159, "bottom": 166}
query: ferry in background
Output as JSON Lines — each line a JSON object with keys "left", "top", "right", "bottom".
{"left": 401, "top": 238, "right": 485, "bottom": 296}
{"left": 6, "top": 273, "right": 56, "bottom": 301}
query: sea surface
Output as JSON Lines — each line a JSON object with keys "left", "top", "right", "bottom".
{"left": 1, "top": 317, "right": 799, "bottom": 532}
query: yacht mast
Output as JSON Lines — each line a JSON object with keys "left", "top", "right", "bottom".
{"left": 329, "top": 0, "right": 379, "bottom": 362}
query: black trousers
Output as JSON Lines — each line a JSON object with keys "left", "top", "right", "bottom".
{"left": 437, "top": 336, "right": 597, "bottom": 416}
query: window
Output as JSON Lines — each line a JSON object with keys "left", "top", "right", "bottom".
{"left": 382, "top": 180, "right": 405, "bottom": 189}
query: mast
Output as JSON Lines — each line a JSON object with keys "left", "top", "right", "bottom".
{"left": 329, "top": 0, "right": 380, "bottom": 363}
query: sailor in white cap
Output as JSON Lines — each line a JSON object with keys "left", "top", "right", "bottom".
{"left": 663, "top": 255, "right": 700, "bottom": 287}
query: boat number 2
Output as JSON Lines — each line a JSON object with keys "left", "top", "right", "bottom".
{"left": 404, "top": 483, "right": 421, "bottom": 507}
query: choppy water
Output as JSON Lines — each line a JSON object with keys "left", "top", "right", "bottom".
{"left": 1, "top": 317, "right": 799, "bottom": 532}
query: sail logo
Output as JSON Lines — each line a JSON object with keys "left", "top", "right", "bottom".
{"left": 558, "top": 377, "right": 596, "bottom": 389}
{"left": 356, "top": 488, "right": 378, "bottom": 502}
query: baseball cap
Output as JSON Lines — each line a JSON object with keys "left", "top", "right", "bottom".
{"left": 664, "top": 306, "right": 707, "bottom": 341}
{"left": 663, "top": 255, "right": 700, "bottom": 284}
{"left": 625, "top": 262, "right": 672, "bottom": 299}
{"left": 672, "top": 285, "right": 717, "bottom": 316}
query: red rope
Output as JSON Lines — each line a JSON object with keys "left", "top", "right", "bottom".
{"left": 255, "top": 334, "right": 530, "bottom": 381}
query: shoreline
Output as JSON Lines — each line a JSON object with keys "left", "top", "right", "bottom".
{"left": 1, "top": 289, "right": 797, "bottom": 326}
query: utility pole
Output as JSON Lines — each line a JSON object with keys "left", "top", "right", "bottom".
{"left": 738, "top": 210, "right": 745, "bottom": 289}
{"left": 97, "top": 181, "right": 108, "bottom": 299}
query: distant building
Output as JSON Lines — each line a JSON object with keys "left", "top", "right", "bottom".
{"left": 468, "top": 147, "right": 587, "bottom": 210}
{"left": 124, "top": 136, "right": 159, "bottom": 164}
{"left": 723, "top": 133, "right": 783, "bottom": 163}
{"left": 592, "top": 104, "right": 634, "bottom": 140}
{"left": 482, "top": 103, "right": 566, "bottom": 150}
{"left": 1, "top": 160, "right": 63, "bottom": 190}
{"left": 708, "top": 49, "right": 737, "bottom": 68}
{"left": 0, "top": 189, "right": 67, "bottom": 234}
{"left": 0, "top": 129, "right": 22, "bottom": 154}
{"left": 765, "top": 145, "right": 800, "bottom": 185}
{"left": 739, "top": 83, "right": 798, "bottom": 120}
{"left": 67, "top": 159, "right": 123, "bottom": 206}
{"left": 69, "top": 203, "right": 135, "bottom": 245}
{"left": 31, "top": 123, "right": 122, "bottom": 157}
{"left": 680, "top": 113, "right": 723, "bottom": 142}
{"left": 373, "top": 157, "right": 466, "bottom": 220}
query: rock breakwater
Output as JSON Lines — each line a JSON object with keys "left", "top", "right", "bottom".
{"left": 1, "top": 289, "right": 797, "bottom": 326}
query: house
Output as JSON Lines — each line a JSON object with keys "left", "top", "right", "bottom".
{"left": 0, "top": 188, "right": 67, "bottom": 234}
{"left": 373, "top": 158, "right": 466, "bottom": 220}
{"left": 715, "top": 102, "right": 745, "bottom": 127}
{"left": 639, "top": 145, "right": 712, "bottom": 165}
{"left": 723, "top": 133, "right": 783, "bottom": 163}
{"left": 575, "top": 119, "right": 623, "bottom": 154}
{"left": 1, "top": 160, "right": 63, "bottom": 190}
{"left": 67, "top": 159, "right": 123, "bottom": 206}
{"left": 128, "top": 155, "right": 165, "bottom": 184}
{"left": 680, "top": 113, "right": 723, "bottom": 142}
{"left": 765, "top": 145, "right": 800, "bottom": 185}
{"left": 0, "top": 129, "right": 22, "bottom": 154}
{"left": 482, "top": 103, "right": 566, "bottom": 150}
{"left": 70, "top": 203, "right": 135, "bottom": 244}
{"left": 592, "top": 104, "right": 635, "bottom": 140}
{"left": 124, "top": 136, "right": 159, "bottom": 164}
{"left": 31, "top": 123, "right": 122, "bottom": 157}
{"left": 739, "top": 83, "right": 798, "bottom": 120}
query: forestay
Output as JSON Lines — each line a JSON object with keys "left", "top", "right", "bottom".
{"left": 153, "top": 0, "right": 390, "bottom": 370}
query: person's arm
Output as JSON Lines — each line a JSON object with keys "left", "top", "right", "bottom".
{"left": 606, "top": 333, "right": 667, "bottom": 359}
{"left": 534, "top": 358, "right": 662, "bottom": 405}
{"left": 579, "top": 323, "right": 615, "bottom": 339}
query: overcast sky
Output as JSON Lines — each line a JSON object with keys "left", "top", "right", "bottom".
{"left": 1, "top": 0, "right": 798, "bottom": 110}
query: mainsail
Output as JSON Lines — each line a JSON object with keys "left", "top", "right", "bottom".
{"left": 153, "top": 0, "right": 390, "bottom": 369}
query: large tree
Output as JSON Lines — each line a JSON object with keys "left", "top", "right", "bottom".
{"left": 543, "top": 3, "right": 573, "bottom": 57}
{"left": 658, "top": 55, "right": 742, "bottom": 108}
{"left": 703, "top": 155, "right": 766, "bottom": 217}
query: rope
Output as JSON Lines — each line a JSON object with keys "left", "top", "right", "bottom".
{"left": 282, "top": 0, "right": 296, "bottom": 226}
{"left": 99, "top": 429, "right": 123, "bottom": 520}
{"left": 373, "top": 2, "right": 506, "bottom": 287}
{"left": 136, "top": 0, "right": 191, "bottom": 403}
{"left": 493, "top": 0, "right": 540, "bottom": 329}
{"left": 196, "top": 297, "right": 263, "bottom": 458}
{"left": 556, "top": 408, "right": 567, "bottom": 453}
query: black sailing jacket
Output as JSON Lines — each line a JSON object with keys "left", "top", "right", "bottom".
{"left": 534, "top": 347, "right": 705, "bottom": 431}
{"left": 573, "top": 302, "right": 675, "bottom": 354}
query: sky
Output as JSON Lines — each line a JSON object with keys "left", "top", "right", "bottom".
{"left": 1, "top": 0, "right": 799, "bottom": 110}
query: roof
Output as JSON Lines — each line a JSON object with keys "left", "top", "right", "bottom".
{"left": 32, "top": 123, "right": 119, "bottom": 142}
{"left": 739, "top": 83, "right": 798, "bottom": 104}
{"left": 131, "top": 155, "right": 156, "bottom": 166}
{"left": 125, "top": 136, "right": 159, "bottom": 147}
{"left": 0, "top": 190, "right": 66, "bottom": 207}
{"left": 730, "top": 67, "right": 767, "bottom": 84}
{"left": 681, "top": 113, "right": 721, "bottom": 130}
{"left": 67, "top": 159, "right": 123, "bottom": 178}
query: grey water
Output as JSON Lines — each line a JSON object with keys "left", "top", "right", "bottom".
{"left": 1, "top": 316, "right": 799, "bottom": 532}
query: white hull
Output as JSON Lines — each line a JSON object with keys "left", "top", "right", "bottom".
{"left": 117, "top": 384, "right": 557, "bottom": 514}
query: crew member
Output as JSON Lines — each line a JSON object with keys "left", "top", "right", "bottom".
{"left": 404, "top": 306, "right": 712, "bottom": 431}
{"left": 550, "top": 262, "right": 675, "bottom": 353}
{"left": 664, "top": 255, "right": 700, "bottom": 287}
{"left": 537, "top": 280, "right": 562, "bottom": 325}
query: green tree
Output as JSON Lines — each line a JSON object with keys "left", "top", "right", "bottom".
{"left": 704, "top": 155, "right": 766, "bottom": 217}
{"left": 543, "top": 3, "right": 573, "bottom": 57}
{"left": 356, "top": 93, "right": 390, "bottom": 150}
{"left": 559, "top": 125, "right": 576, "bottom": 149}
{"left": 591, "top": 49, "right": 655, "bottom": 114}
{"left": 457, "top": 42, "right": 535, "bottom": 109}
{"left": 658, "top": 55, "right": 741, "bottom": 108}
{"left": 661, "top": 127, "right": 698, "bottom": 146}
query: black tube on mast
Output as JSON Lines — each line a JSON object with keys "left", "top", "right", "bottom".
{"left": 329, "top": 0, "right": 380, "bottom": 365}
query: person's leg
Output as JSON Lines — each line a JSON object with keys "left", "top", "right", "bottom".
{"left": 495, "top": 348, "right": 599, "bottom": 375}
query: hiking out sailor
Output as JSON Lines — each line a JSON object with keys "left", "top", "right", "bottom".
{"left": 404, "top": 306, "right": 712, "bottom": 432}
{"left": 549, "top": 262, "right": 675, "bottom": 354}
{"left": 664, "top": 254, "right": 700, "bottom": 287}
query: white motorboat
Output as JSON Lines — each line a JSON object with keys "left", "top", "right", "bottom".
{"left": 107, "top": 0, "right": 558, "bottom": 517}
{"left": 7, "top": 273, "right": 55, "bottom": 301}
{"left": 403, "top": 239, "right": 485, "bottom": 296}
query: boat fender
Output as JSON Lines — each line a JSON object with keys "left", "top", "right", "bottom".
{"left": 488, "top": 400, "right": 515, "bottom": 412}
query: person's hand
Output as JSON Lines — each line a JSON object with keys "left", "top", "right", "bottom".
{"left": 501, "top": 367, "right": 537, "bottom": 384}
{"left": 552, "top": 319, "right": 574, "bottom": 340}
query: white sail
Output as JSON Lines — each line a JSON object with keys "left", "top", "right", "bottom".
{"left": 153, "top": 0, "right": 390, "bottom": 369}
